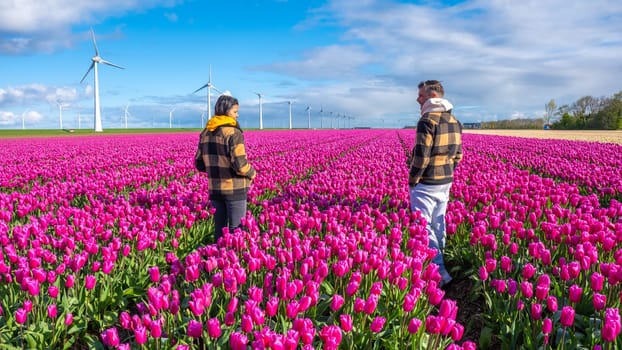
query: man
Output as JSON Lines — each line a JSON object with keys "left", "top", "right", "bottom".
{"left": 408, "top": 80, "right": 463, "bottom": 287}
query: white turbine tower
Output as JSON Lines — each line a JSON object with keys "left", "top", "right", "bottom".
{"left": 287, "top": 100, "right": 294, "bottom": 129}
{"left": 305, "top": 105, "right": 311, "bottom": 129}
{"left": 169, "top": 107, "right": 176, "bottom": 129}
{"left": 80, "top": 28, "right": 124, "bottom": 132}
{"left": 319, "top": 106, "right": 323, "bottom": 129}
{"left": 194, "top": 65, "right": 222, "bottom": 121}
{"left": 254, "top": 92, "right": 263, "bottom": 130}
{"left": 21, "top": 110, "right": 27, "bottom": 130}
{"left": 201, "top": 110, "right": 206, "bottom": 127}
{"left": 123, "top": 104, "right": 131, "bottom": 129}
{"left": 56, "top": 99, "right": 68, "bottom": 130}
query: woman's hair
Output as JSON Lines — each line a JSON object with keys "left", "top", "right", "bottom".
{"left": 214, "top": 95, "right": 239, "bottom": 116}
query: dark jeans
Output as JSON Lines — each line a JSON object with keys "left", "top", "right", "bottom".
{"left": 210, "top": 199, "right": 247, "bottom": 242}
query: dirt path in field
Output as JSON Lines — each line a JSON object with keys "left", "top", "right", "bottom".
{"left": 463, "top": 129, "right": 622, "bottom": 144}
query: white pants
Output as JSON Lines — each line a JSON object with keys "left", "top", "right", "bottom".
{"left": 410, "top": 182, "right": 452, "bottom": 283}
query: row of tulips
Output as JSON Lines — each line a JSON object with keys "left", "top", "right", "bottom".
{"left": 462, "top": 134, "right": 622, "bottom": 200}
{"left": 0, "top": 131, "right": 469, "bottom": 349}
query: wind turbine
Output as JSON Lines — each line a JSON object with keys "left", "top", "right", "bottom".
{"left": 319, "top": 106, "right": 323, "bottom": 129}
{"left": 287, "top": 100, "right": 294, "bottom": 129}
{"left": 305, "top": 105, "right": 311, "bottom": 129}
{"left": 194, "top": 65, "right": 222, "bottom": 121}
{"left": 254, "top": 92, "right": 263, "bottom": 130}
{"left": 123, "top": 104, "right": 131, "bottom": 129}
{"left": 21, "top": 110, "right": 27, "bottom": 130}
{"left": 169, "top": 106, "right": 176, "bottom": 129}
{"left": 80, "top": 28, "right": 124, "bottom": 132}
{"left": 56, "top": 99, "right": 69, "bottom": 130}
{"left": 201, "top": 110, "right": 206, "bottom": 127}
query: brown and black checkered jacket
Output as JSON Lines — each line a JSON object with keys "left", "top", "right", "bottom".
{"left": 197, "top": 120, "right": 256, "bottom": 201}
{"left": 408, "top": 111, "right": 463, "bottom": 186}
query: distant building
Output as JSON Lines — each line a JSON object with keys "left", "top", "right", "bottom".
{"left": 463, "top": 122, "right": 482, "bottom": 129}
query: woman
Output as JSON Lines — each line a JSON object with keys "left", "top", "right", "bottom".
{"left": 196, "top": 94, "right": 256, "bottom": 242}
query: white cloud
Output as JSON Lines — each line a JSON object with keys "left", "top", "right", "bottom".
{"left": 0, "top": 110, "right": 42, "bottom": 126}
{"left": 0, "top": 84, "right": 86, "bottom": 107}
{"left": 268, "top": 0, "right": 622, "bottom": 122}
{"left": 164, "top": 13, "right": 179, "bottom": 22}
{"left": 0, "top": 0, "right": 181, "bottom": 54}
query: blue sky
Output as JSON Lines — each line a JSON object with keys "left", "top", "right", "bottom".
{"left": 1, "top": 0, "right": 621, "bottom": 130}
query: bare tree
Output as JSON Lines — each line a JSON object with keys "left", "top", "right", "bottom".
{"left": 544, "top": 99, "right": 556, "bottom": 125}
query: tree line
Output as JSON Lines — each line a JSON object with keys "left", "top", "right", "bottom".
{"left": 479, "top": 91, "right": 621, "bottom": 130}
{"left": 547, "top": 91, "right": 622, "bottom": 130}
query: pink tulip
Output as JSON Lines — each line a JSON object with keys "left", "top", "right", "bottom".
{"left": 134, "top": 325, "right": 148, "bottom": 345}
{"left": 101, "top": 327, "right": 120, "bottom": 347}
{"left": 331, "top": 294, "right": 345, "bottom": 311}
{"left": 408, "top": 318, "right": 422, "bottom": 334}
{"left": 530, "top": 303, "right": 542, "bottom": 320}
{"left": 230, "top": 332, "right": 249, "bottom": 350}
{"left": 594, "top": 293, "right": 607, "bottom": 311}
{"left": 451, "top": 323, "right": 464, "bottom": 341}
{"left": 339, "top": 314, "right": 353, "bottom": 332}
{"left": 148, "top": 266, "right": 160, "bottom": 283}
{"left": 266, "top": 296, "right": 279, "bottom": 317}
{"left": 542, "top": 317, "right": 552, "bottom": 334}
{"left": 47, "top": 304, "right": 58, "bottom": 319}
{"left": 560, "top": 306, "right": 575, "bottom": 327}
{"left": 15, "top": 308, "right": 27, "bottom": 324}
{"left": 187, "top": 319, "right": 203, "bottom": 338}
{"left": 546, "top": 296, "right": 558, "bottom": 312}
{"left": 207, "top": 318, "right": 222, "bottom": 338}
{"left": 602, "top": 308, "right": 621, "bottom": 342}
{"left": 64, "top": 313, "right": 73, "bottom": 326}
{"left": 569, "top": 284, "right": 582, "bottom": 303}
{"left": 370, "top": 316, "right": 386, "bottom": 333}
{"left": 591, "top": 272, "right": 604, "bottom": 291}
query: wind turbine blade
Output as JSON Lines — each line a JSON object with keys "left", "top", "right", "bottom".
{"left": 212, "top": 85, "right": 223, "bottom": 94}
{"left": 101, "top": 60, "right": 125, "bottom": 69}
{"left": 80, "top": 62, "right": 95, "bottom": 83}
{"left": 90, "top": 28, "right": 99, "bottom": 55}
{"left": 193, "top": 84, "right": 208, "bottom": 93}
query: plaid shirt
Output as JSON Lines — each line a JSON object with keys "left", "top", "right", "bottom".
{"left": 408, "top": 111, "right": 463, "bottom": 186}
{"left": 197, "top": 125, "right": 256, "bottom": 201}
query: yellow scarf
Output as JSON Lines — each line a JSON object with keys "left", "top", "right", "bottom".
{"left": 206, "top": 115, "right": 238, "bottom": 132}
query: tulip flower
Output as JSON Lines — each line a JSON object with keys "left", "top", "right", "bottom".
{"left": 408, "top": 318, "right": 422, "bottom": 334}
{"left": 602, "top": 308, "right": 621, "bottom": 342}
{"left": 569, "top": 284, "right": 582, "bottom": 303}
{"left": 370, "top": 316, "right": 386, "bottom": 333}
{"left": 15, "top": 308, "right": 27, "bottom": 324}
{"left": 101, "top": 327, "right": 120, "bottom": 347}
{"left": 207, "top": 317, "right": 222, "bottom": 338}
{"left": 64, "top": 313, "right": 73, "bottom": 326}
{"left": 560, "top": 306, "right": 575, "bottom": 327}
{"left": 339, "top": 314, "right": 353, "bottom": 332}
{"left": 593, "top": 293, "right": 607, "bottom": 311}
{"left": 47, "top": 304, "right": 58, "bottom": 319}
{"left": 330, "top": 294, "right": 345, "bottom": 311}
{"left": 187, "top": 320, "right": 203, "bottom": 338}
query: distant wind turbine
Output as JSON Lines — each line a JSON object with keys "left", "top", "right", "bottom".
{"left": 169, "top": 106, "right": 176, "bottom": 129}
{"left": 287, "top": 100, "right": 294, "bottom": 129}
{"left": 194, "top": 65, "right": 222, "bottom": 121}
{"left": 123, "top": 104, "right": 131, "bottom": 129}
{"left": 305, "top": 105, "right": 311, "bottom": 129}
{"left": 56, "top": 99, "right": 68, "bottom": 130}
{"left": 80, "top": 28, "right": 124, "bottom": 132}
{"left": 254, "top": 92, "right": 263, "bottom": 130}
{"left": 21, "top": 110, "right": 27, "bottom": 130}
{"left": 319, "top": 106, "right": 323, "bottom": 129}
{"left": 201, "top": 110, "right": 206, "bottom": 127}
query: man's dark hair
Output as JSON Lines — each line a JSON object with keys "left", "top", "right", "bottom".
{"left": 418, "top": 80, "right": 444, "bottom": 97}
{"left": 215, "top": 95, "right": 239, "bottom": 116}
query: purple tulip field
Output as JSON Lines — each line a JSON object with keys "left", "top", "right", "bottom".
{"left": 0, "top": 130, "right": 621, "bottom": 349}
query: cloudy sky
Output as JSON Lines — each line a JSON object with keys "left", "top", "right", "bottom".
{"left": 1, "top": 0, "right": 620, "bottom": 130}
